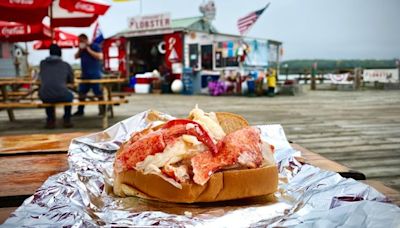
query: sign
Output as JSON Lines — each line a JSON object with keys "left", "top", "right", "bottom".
{"left": 128, "top": 13, "right": 171, "bottom": 31}
{"left": 164, "top": 32, "right": 183, "bottom": 70}
{"left": 363, "top": 69, "right": 399, "bottom": 83}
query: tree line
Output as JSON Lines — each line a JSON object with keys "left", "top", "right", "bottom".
{"left": 276, "top": 59, "right": 398, "bottom": 74}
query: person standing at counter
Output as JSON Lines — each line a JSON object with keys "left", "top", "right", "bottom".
{"left": 73, "top": 34, "right": 104, "bottom": 116}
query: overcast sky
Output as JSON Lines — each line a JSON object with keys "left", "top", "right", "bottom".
{"left": 27, "top": 0, "right": 400, "bottom": 65}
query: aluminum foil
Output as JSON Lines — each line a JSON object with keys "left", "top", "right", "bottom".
{"left": 2, "top": 110, "right": 400, "bottom": 227}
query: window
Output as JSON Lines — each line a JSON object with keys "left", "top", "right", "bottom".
{"left": 201, "top": 45, "right": 213, "bottom": 70}
{"left": 189, "top": 44, "right": 199, "bottom": 68}
{"left": 214, "top": 41, "right": 239, "bottom": 68}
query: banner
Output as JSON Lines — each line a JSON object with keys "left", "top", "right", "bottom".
{"left": 363, "top": 69, "right": 399, "bottom": 83}
{"left": 328, "top": 73, "right": 352, "bottom": 84}
{"left": 244, "top": 39, "right": 268, "bottom": 67}
{"left": 164, "top": 32, "right": 183, "bottom": 70}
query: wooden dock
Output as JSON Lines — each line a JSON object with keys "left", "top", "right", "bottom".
{"left": 1, "top": 88, "right": 399, "bottom": 191}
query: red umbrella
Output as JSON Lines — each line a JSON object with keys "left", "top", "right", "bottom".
{"left": 0, "top": 0, "right": 51, "bottom": 24}
{"left": 51, "top": 0, "right": 107, "bottom": 27}
{"left": 59, "top": 0, "right": 110, "bottom": 15}
{"left": 0, "top": 0, "right": 110, "bottom": 27}
{"left": 0, "top": 0, "right": 51, "bottom": 8}
{"left": 0, "top": 21, "right": 51, "bottom": 42}
{"left": 33, "top": 29, "right": 79, "bottom": 50}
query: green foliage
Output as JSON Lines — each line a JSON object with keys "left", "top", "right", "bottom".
{"left": 279, "top": 59, "right": 398, "bottom": 74}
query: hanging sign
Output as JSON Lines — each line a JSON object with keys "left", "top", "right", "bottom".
{"left": 128, "top": 13, "right": 171, "bottom": 31}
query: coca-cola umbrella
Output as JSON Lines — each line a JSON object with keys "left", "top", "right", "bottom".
{"left": 0, "top": 21, "right": 51, "bottom": 42}
{"left": 0, "top": 0, "right": 110, "bottom": 27}
{"left": 33, "top": 29, "right": 79, "bottom": 50}
{"left": 59, "top": 0, "right": 110, "bottom": 15}
{"left": 0, "top": 0, "right": 51, "bottom": 24}
{"left": 51, "top": 0, "right": 111, "bottom": 27}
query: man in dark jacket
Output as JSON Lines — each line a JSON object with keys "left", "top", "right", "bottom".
{"left": 39, "top": 44, "right": 74, "bottom": 129}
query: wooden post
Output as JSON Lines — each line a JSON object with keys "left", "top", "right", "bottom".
{"left": 353, "top": 68, "right": 361, "bottom": 90}
{"left": 311, "top": 62, "right": 317, "bottom": 90}
{"left": 276, "top": 44, "right": 281, "bottom": 77}
{"left": 102, "top": 109, "right": 108, "bottom": 129}
{"left": 0, "top": 85, "right": 15, "bottom": 121}
{"left": 397, "top": 59, "right": 400, "bottom": 85}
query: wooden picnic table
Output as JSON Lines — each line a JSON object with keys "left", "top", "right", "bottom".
{"left": 0, "top": 133, "right": 399, "bottom": 224}
{"left": 0, "top": 78, "right": 127, "bottom": 128}
{"left": 0, "top": 79, "right": 38, "bottom": 121}
{"left": 75, "top": 78, "right": 127, "bottom": 121}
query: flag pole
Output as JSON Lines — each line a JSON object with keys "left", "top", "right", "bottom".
{"left": 50, "top": 0, "right": 54, "bottom": 41}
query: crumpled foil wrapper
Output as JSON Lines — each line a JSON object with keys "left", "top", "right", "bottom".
{"left": 2, "top": 111, "right": 400, "bottom": 227}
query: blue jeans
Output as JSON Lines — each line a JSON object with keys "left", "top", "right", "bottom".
{"left": 41, "top": 92, "right": 73, "bottom": 122}
{"left": 77, "top": 83, "right": 103, "bottom": 113}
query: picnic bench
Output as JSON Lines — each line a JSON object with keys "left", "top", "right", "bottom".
{"left": 0, "top": 78, "right": 129, "bottom": 128}
{"left": 0, "top": 133, "right": 399, "bottom": 224}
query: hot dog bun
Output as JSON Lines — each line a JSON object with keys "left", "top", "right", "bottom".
{"left": 113, "top": 165, "right": 278, "bottom": 203}
{"left": 113, "top": 112, "right": 278, "bottom": 203}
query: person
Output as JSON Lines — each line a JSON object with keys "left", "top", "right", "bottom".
{"left": 73, "top": 34, "right": 104, "bottom": 116}
{"left": 38, "top": 44, "right": 74, "bottom": 129}
{"left": 267, "top": 68, "right": 277, "bottom": 97}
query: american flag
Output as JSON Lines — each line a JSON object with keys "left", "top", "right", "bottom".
{"left": 92, "top": 21, "right": 104, "bottom": 45}
{"left": 237, "top": 3, "right": 270, "bottom": 35}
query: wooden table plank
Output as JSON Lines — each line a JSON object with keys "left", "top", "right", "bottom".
{"left": 75, "top": 78, "right": 126, "bottom": 84}
{"left": 362, "top": 180, "right": 400, "bottom": 205}
{"left": 0, "top": 133, "right": 398, "bottom": 227}
{"left": 0, "top": 132, "right": 89, "bottom": 154}
{"left": 291, "top": 143, "right": 350, "bottom": 173}
{"left": 0, "top": 154, "right": 68, "bottom": 198}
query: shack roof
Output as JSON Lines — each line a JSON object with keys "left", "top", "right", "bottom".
{"left": 111, "top": 16, "right": 281, "bottom": 45}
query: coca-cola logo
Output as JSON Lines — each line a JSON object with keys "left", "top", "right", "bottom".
{"left": 75, "top": 2, "right": 95, "bottom": 13}
{"left": 9, "top": 0, "right": 34, "bottom": 5}
{"left": 1, "top": 26, "right": 25, "bottom": 36}
{"left": 57, "top": 40, "right": 78, "bottom": 46}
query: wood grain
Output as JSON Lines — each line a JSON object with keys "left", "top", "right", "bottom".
{"left": 0, "top": 154, "right": 68, "bottom": 198}
{"left": 0, "top": 132, "right": 89, "bottom": 154}
{"left": 0, "top": 99, "right": 128, "bottom": 108}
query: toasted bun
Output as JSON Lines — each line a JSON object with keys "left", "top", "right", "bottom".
{"left": 113, "top": 165, "right": 278, "bottom": 203}
{"left": 215, "top": 112, "right": 249, "bottom": 134}
{"left": 113, "top": 111, "right": 278, "bottom": 203}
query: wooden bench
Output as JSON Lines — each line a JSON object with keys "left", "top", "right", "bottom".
{"left": 0, "top": 99, "right": 128, "bottom": 128}
{"left": 5, "top": 91, "right": 31, "bottom": 97}
{"left": 0, "top": 134, "right": 398, "bottom": 224}
{"left": 7, "top": 92, "right": 133, "bottom": 101}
